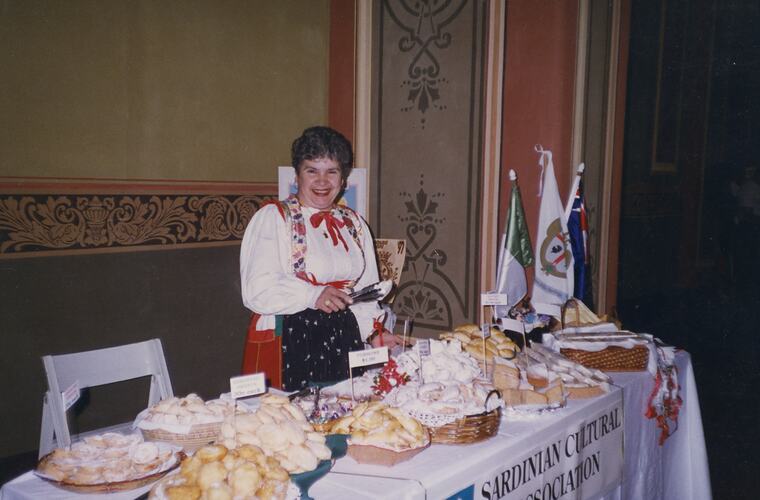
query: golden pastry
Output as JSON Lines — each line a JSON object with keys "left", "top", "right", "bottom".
{"left": 260, "top": 393, "right": 289, "bottom": 406}
{"left": 195, "top": 444, "right": 227, "bottom": 463}
{"left": 200, "top": 483, "right": 233, "bottom": 500}
{"left": 228, "top": 462, "right": 261, "bottom": 497}
{"left": 165, "top": 484, "right": 202, "bottom": 500}
{"left": 196, "top": 461, "right": 227, "bottom": 491}
{"left": 180, "top": 455, "right": 204, "bottom": 481}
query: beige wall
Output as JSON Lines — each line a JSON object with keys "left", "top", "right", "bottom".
{"left": 0, "top": 0, "right": 329, "bottom": 182}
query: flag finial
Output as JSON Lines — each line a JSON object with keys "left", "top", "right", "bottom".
{"left": 509, "top": 169, "right": 517, "bottom": 181}
{"left": 577, "top": 163, "right": 585, "bottom": 175}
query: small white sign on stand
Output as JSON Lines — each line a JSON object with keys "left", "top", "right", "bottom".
{"left": 347, "top": 347, "right": 389, "bottom": 401}
{"left": 417, "top": 339, "right": 431, "bottom": 357}
{"left": 229, "top": 373, "right": 266, "bottom": 400}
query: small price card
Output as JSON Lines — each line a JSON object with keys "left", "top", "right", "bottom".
{"left": 500, "top": 317, "right": 525, "bottom": 333}
{"left": 229, "top": 373, "right": 266, "bottom": 399}
{"left": 481, "top": 323, "right": 491, "bottom": 339}
{"left": 481, "top": 292, "right": 508, "bottom": 306}
{"left": 348, "top": 347, "right": 389, "bottom": 369}
{"left": 61, "top": 381, "right": 80, "bottom": 411}
{"left": 417, "top": 339, "right": 431, "bottom": 357}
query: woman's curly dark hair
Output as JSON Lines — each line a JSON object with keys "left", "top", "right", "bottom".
{"left": 291, "top": 126, "right": 353, "bottom": 179}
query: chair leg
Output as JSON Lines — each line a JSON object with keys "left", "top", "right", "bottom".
{"left": 39, "top": 395, "right": 56, "bottom": 458}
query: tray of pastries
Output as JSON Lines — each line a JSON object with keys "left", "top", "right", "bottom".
{"left": 330, "top": 401, "right": 430, "bottom": 466}
{"left": 35, "top": 432, "right": 183, "bottom": 493}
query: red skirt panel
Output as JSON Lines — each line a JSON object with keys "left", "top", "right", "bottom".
{"left": 241, "top": 313, "right": 282, "bottom": 389}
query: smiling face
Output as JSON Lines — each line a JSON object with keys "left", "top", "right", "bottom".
{"left": 296, "top": 157, "right": 343, "bottom": 210}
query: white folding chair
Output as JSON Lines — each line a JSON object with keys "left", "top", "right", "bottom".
{"left": 39, "top": 338, "right": 173, "bottom": 457}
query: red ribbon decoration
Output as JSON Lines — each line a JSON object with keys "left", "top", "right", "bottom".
{"left": 645, "top": 365, "right": 683, "bottom": 446}
{"left": 372, "top": 315, "right": 386, "bottom": 346}
{"left": 310, "top": 211, "right": 349, "bottom": 251}
{"left": 296, "top": 271, "right": 352, "bottom": 291}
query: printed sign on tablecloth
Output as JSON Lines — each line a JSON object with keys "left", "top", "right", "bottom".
{"left": 442, "top": 392, "right": 623, "bottom": 500}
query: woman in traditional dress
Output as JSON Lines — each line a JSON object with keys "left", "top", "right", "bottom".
{"left": 240, "top": 126, "right": 403, "bottom": 390}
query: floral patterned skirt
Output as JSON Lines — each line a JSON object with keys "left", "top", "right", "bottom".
{"left": 281, "top": 308, "right": 365, "bottom": 391}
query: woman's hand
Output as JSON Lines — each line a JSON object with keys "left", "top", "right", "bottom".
{"left": 370, "top": 330, "right": 405, "bottom": 349}
{"left": 316, "top": 286, "right": 353, "bottom": 313}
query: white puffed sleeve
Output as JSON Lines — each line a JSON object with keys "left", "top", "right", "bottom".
{"left": 349, "top": 217, "right": 384, "bottom": 342}
{"left": 240, "top": 204, "right": 324, "bottom": 315}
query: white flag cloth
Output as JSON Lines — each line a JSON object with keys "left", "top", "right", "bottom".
{"left": 532, "top": 146, "right": 574, "bottom": 317}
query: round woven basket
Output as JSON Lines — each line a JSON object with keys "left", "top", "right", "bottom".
{"left": 427, "top": 407, "right": 501, "bottom": 444}
{"left": 426, "top": 390, "right": 502, "bottom": 445}
{"left": 141, "top": 422, "right": 222, "bottom": 451}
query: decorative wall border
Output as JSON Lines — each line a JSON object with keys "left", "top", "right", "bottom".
{"left": 0, "top": 177, "right": 278, "bottom": 259}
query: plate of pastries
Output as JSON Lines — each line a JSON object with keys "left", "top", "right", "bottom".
{"left": 35, "top": 432, "right": 184, "bottom": 493}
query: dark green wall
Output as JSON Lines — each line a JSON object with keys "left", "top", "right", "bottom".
{"left": 0, "top": 245, "right": 248, "bottom": 456}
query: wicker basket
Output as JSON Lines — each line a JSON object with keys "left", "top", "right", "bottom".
{"left": 427, "top": 407, "right": 501, "bottom": 444}
{"left": 560, "top": 345, "right": 649, "bottom": 372}
{"left": 141, "top": 421, "right": 222, "bottom": 451}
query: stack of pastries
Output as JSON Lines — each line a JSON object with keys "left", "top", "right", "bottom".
{"left": 330, "top": 401, "right": 428, "bottom": 451}
{"left": 439, "top": 324, "right": 520, "bottom": 363}
{"left": 139, "top": 394, "right": 235, "bottom": 427}
{"left": 150, "top": 444, "right": 290, "bottom": 500}
{"left": 218, "top": 393, "right": 332, "bottom": 474}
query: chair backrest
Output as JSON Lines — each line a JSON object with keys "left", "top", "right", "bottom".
{"left": 39, "top": 338, "right": 173, "bottom": 456}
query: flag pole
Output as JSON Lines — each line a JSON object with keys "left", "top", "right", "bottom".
{"left": 495, "top": 169, "right": 519, "bottom": 295}
{"left": 564, "top": 163, "right": 585, "bottom": 221}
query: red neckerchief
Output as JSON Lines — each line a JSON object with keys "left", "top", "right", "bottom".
{"left": 310, "top": 210, "right": 349, "bottom": 251}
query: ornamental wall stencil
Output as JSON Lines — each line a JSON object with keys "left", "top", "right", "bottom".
{"left": 394, "top": 174, "right": 464, "bottom": 330}
{"left": 0, "top": 193, "right": 275, "bottom": 257}
{"left": 384, "top": 0, "right": 468, "bottom": 128}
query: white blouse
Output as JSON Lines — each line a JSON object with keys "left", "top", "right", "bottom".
{"left": 240, "top": 203, "right": 382, "bottom": 341}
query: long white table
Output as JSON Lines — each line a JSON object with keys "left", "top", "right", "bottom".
{"left": 1, "top": 352, "right": 710, "bottom": 500}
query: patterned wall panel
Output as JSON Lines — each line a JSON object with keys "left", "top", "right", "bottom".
{"left": 371, "top": 0, "right": 487, "bottom": 334}
{"left": 0, "top": 179, "right": 277, "bottom": 258}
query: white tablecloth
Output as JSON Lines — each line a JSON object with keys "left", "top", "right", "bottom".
{"left": 609, "top": 350, "right": 711, "bottom": 500}
{"left": 1, "top": 352, "right": 710, "bottom": 500}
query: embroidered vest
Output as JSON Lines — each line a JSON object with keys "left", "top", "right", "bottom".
{"left": 276, "top": 195, "right": 365, "bottom": 285}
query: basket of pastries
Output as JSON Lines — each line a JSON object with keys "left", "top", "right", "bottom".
{"left": 35, "top": 432, "right": 184, "bottom": 493}
{"left": 440, "top": 324, "right": 520, "bottom": 374}
{"left": 136, "top": 394, "right": 235, "bottom": 451}
{"left": 424, "top": 389, "right": 502, "bottom": 444}
{"left": 385, "top": 338, "right": 504, "bottom": 445}
{"left": 543, "top": 330, "right": 653, "bottom": 372}
{"left": 330, "top": 401, "right": 430, "bottom": 466}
